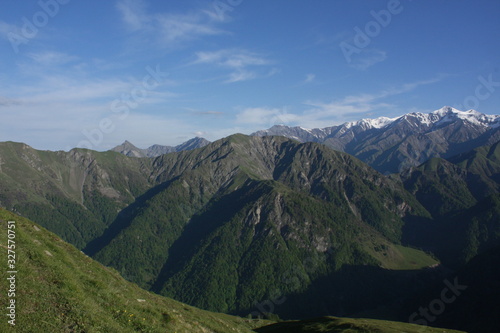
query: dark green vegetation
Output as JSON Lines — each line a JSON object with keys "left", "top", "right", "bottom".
{"left": 0, "top": 209, "right": 269, "bottom": 332}
{"left": 399, "top": 141, "right": 500, "bottom": 268}
{"left": 0, "top": 210, "right": 466, "bottom": 333}
{"left": 0, "top": 142, "right": 151, "bottom": 248}
{"left": 1, "top": 136, "right": 499, "bottom": 332}
{"left": 0, "top": 137, "right": 439, "bottom": 317}
{"left": 400, "top": 245, "right": 500, "bottom": 333}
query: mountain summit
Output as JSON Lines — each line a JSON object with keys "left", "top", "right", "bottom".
{"left": 253, "top": 107, "right": 500, "bottom": 173}
{"left": 111, "top": 137, "right": 210, "bottom": 158}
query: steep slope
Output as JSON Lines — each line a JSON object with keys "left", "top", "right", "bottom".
{"left": 0, "top": 136, "right": 445, "bottom": 319}
{"left": 0, "top": 142, "right": 154, "bottom": 248}
{"left": 110, "top": 140, "right": 148, "bottom": 158}
{"left": 0, "top": 209, "right": 269, "bottom": 333}
{"left": 448, "top": 140, "right": 500, "bottom": 189}
{"left": 399, "top": 142, "right": 500, "bottom": 267}
{"left": 89, "top": 135, "right": 438, "bottom": 317}
{"left": 173, "top": 137, "right": 211, "bottom": 152}
{"left": 253, "top": 107, "right": 500, "bottom": 173}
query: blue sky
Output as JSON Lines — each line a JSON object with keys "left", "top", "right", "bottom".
{"left": 1, "top": 0, "right": 499, "bottom": 151}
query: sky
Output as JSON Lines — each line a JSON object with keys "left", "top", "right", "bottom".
{"left": 1, "top": 0, "right": 499, "bottom": 151}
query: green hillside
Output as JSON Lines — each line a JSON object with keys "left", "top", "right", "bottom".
{"left": 0, "top": 210, "right": 465, "bottom": 333}
{"left": 0, "top": 142, "right": 154, "bottom": 249}
{"left": 400, "top": 142, "right": 500, "bottom": 268}
{"left": 0, "top": 209, "right": 268, "bottom": 333}
{"left": 0, "top": 137, "right": 439, "bottom": 318}
{"left": 85, "top": 136, "right": 437, "bottom": 316}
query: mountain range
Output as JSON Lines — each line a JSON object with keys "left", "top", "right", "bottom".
{"left": 0, "top": 136, "right": 440, "bottom": 315}
{"left": 0, "top": 107, "right": 499, "bottom": 332}
{"left": 111, "top": 107, "right": 500, "bottom": 175}
{"left": 253, "top": 106, "right": 500, "bottom": 174}
{"left": 111, "top": 137, "right": 210, "bottom": 158}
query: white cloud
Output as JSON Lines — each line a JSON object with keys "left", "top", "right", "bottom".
{"left": 192, "top": 49, "right": 273, "bottom": 83}
{"left": 116, "top": 0, "right": 147, "bottom": 31}
{"left": 194, "top": 49, "right": 270, "bottom": 68}
{"left": 156, "top": 14, "right": 223, "bottom": 44}
{"left": 0, "top": 96, "right": 21, "bottom": 106}
{"left": 235, "top": 107, "right": 298, "bottom": 127}
{"left": 27, "top": 51, "right": 79, "bottom": 66}
{"left": 236, "top": 107, "right": 282, "bottom": 125}
{"left": 95, "top": 113, "right": 193, "bottom": 150}
{"left": 231, "top": 75, "right": 447, "bottom": 130}
{"left": 304, "top": 73, "right": 316, "bottom": 83}
{"left": 0, "top": 61, "right": 178, "bottom": 151}
{"left": 232, "top": 76, "right": 445, "bottom": 131}
{"left": 226, "top": 70, "right": 256, "bottom": 83}
{"left": 298, "top": 75, "right": 448, "bottom": 127}
{"left": 116, "top": 0, "right": 225, "bottom": 49}
{"left": 349, "top": 49, "right": 387, "bottom": 71}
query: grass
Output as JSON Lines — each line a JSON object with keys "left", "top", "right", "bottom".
{"left": 360, "top": 230, "right": 439, "bottom": 270}
{"left": 389, "top": 245, "right": 439, "bottom": 270}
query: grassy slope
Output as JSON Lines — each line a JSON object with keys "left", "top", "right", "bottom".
{"left": 0, "top": 209, "right": 269, "bottom": 333}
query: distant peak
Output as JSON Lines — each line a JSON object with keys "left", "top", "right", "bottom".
{"left": 432, "top": 106, "right": 463, "bottom": 116}
{"left": 345, "top": 116, "right": 398, "bottom": 129}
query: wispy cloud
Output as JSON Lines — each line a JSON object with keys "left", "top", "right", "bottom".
{"left": 116, "top": 0, "right": 147, "bottom": 31}
{"left": 0, "top": 96, "right": 21, "bottom": 106}
{"left": 194, "top": 49, "right": 270, "bottom": 67}
{"left": 234, "top": 75, "right": 448, "bottom": 131}
{"left": 0, "top": 20, "right": 18, "bottom": 40}
{"left": 304, "top": 73, "right": 316, "bottom": 84}
{"left": 235, "top": 107, "right": 298, "bottom": 126}
{"left": 27, "top": 51, "right": 79, "bottom": 67}
{"left": 192, "top": 49, "right": 273, "bottom": 83}
{"left": 349, "top": 49, "right": 387, "bottom": 70}
{"left": 116, "top": 0, "right": 225, "bottom": 49}
{"left": 301, "top": 75, "right": 448, "bottom": 126}
{"left": 194, "top": 111, "right": 225, "bottom": 116}
{"left": 0, "top": 58, "right": 178, "bottom": 150}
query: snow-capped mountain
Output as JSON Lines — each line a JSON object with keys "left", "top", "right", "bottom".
{"left": 252, "top": 106, "right": 500, "bottom": 173}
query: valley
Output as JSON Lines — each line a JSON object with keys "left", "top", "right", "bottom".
{"left": 0, "top": 119, "right": 499, "bottom": 331}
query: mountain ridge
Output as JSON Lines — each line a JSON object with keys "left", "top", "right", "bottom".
{"left": 111, "top": 137, "right": 211, "bottom": 158}
{"left": 253, "top": 106, "right": 500, "bottom": 173}
{"left": 0, "top": 135, "right": 440, "bottom": 318}
{"left": 1, "top": 134, "right": 499, "bottom": 331}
